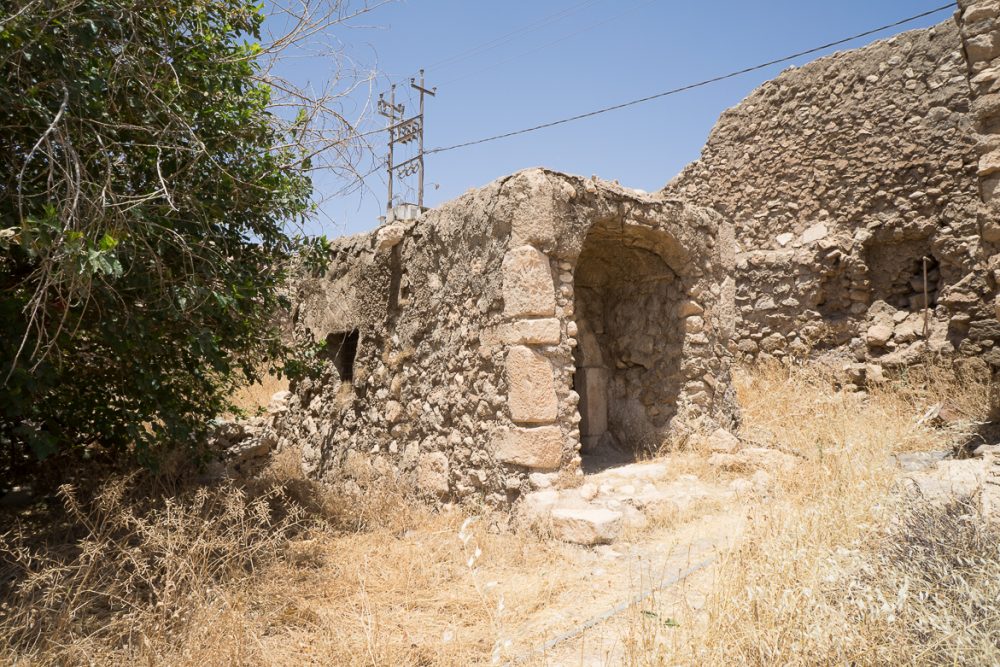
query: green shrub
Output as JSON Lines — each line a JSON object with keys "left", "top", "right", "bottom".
{"left": 0, "top": 0, "right": 312, "bottom": 467}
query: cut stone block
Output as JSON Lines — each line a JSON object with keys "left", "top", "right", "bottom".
{"left": 495, "top": 425, "right": 563, "bottom": 469}
{"left": 506, "top": 345, "right": 558, "bottom": 423}
{"left": 500, "top": 318, "right": 561, "bottom": 345}
{"left": 550, "top": 507, "right": 622, "bottom": 545}
{"left": 575, "top": 366, "right": 608, "bottom": 442}
{"left": 520, "top": 489, "right": 560, "bottom": 523}
{"left": 502, "top": 246, "right": 556, "bottom": 318}
{"left": 980, "top": 147, "right": 1000, "bottom": 177}
{"left": 506, "top": 169, "right": 577, "bottom": 250}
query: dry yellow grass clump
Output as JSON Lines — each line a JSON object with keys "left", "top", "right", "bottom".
{"left": 0, "top": 447, "right": 568, "bottom": 666}
{"left": 635, "top": 361, "right": 999, "bottom": 666}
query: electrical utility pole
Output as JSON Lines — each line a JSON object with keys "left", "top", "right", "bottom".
{"left": 378, "top": 70, "right": 435, "bottom": 214}
{"left": 377, "top": 84, "right": 404, "bottom": 213}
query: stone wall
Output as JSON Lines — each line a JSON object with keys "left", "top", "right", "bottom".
{"left": 663, "top": 19, "right": 1000, "bottom": 368}
{"left": 274, "top": 169, "right": 737, "bottom": 504}
{"left": 958, "top": 0, "right": 1000, "bottom": 321}
{"left": 956, "top": 0, "right": 1000, "bottom": 423}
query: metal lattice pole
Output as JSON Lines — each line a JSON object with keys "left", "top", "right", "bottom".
{"left": 379, "top": 71, "right": 435, "bottom": 214}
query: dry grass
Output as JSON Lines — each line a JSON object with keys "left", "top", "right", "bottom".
{"left": 0, "top": 472, "right": 306, "bottom": 665}
{"left": 0, "top": 447, "right": 571, "bottom": 666}
{"left": 627, "top": 360, "right": 998, "bottom": 666}
{"left": 228, "top": 372, "right": 289, "bottom": 415}
{"left": 2, "top": 360, "right": 996, "bottom": 666}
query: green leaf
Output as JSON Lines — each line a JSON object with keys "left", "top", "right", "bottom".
{"left": 98, "top": 233, "right": 118, "bottom": 251}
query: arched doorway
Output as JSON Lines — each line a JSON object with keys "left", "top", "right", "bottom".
{"left": 573, "top": 219, "right": 686, "bottom": 467}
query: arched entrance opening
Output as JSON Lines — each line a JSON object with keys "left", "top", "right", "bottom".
{"left": 572, "top": 220, "right": 686, "bottom": 469}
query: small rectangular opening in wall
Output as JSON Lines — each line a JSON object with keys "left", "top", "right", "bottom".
{"left": 325, "top": 329, "right": 359, "bottom": 382}
{"left": 387, "top": 244, "right": 403, "bottom": 315}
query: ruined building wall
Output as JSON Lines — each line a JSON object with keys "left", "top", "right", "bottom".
{"left": 955, "top": 0, "right": 1000, "bottom": 418}
{"left": 275, "top": 169, "right": 736, "bottom": 504}
{"left": 958, "top": 0, "right": 1000, "bottom": 322}
{"left": 663, "top": 20, "right": 1000, "bottom": 367}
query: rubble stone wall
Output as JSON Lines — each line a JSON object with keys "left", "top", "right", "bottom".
{"left": 663, "top": 19, "right": 1000, "bottom": 369}
{"left": 275, "top": 169, "right": 737, "bottom": 504}
{"left": 957, "top": 0, "right": 1000, "bottom": 317}
{"left": 957, "top": 0, "right": 1000, "bottom": 422}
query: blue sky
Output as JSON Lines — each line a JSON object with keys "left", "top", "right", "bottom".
{"left": 269, "top": 0, "right": 954, "bottom": 237}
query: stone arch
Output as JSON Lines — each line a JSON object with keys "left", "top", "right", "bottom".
{"left": 571, "top": 217, "right": 688, "bottom": 462}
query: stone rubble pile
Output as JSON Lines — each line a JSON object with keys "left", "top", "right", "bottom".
{"left": 519, "top": 438, "right": 787, "bottom": 545}
{"left": 205, "top": 391, "right": 288, "bottom": 474}
{"left": 901, "top": 442, "right": 1000, "bottom": 522}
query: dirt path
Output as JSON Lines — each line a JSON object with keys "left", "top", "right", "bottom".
{"left": 256, "top": 453, "right": 765, "bottom": 665}
{"left": 501, "top": 458, "right": 752, "bottom": 666}
{"left": 515, "top": 511, "right": 742, "bottom": 666}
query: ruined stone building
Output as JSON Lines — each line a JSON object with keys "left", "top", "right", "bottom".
{"left": 664, "top": 12, "right": 1000, "bottom": 369}
{"left": 287, "top": 173, "right": 737, "bottom": 504}
{"left": 267, "top": 6, "right": 1000, "bottom": 503}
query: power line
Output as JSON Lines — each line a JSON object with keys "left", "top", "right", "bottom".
{"left": 426, "top": 3, "right": 954, "bottom": 156}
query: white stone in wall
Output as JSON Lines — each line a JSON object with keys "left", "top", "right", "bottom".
{"left": 965, "top": 3, "right": 1000, "bottom": 24}
{"left": 375, "top": 222, "right": 406, "bottom": 251}
{"left": 684, "top": 316, "right": 705, "bottom": 333}
{"left": 384, "top": 400, "right": 403, "bottom": 423}
{"left": 495, "top": 425, "right": 563, "bottom": 470}
{"left": 676, "top": 299, "right": 704, "bottom": 317}
{"left": 980, "top": 147, "right": 1000, "bottom": 177}
{"left": 966, "top": 32, "right": 1000, "bottom": 63}
{"left": 506, "top": 345, "right": 558, "bottom": 423}
{"left": 799, "top": 222, "right": 828, "bottom": 245}
{"left": 502, "top": 246, "right": 556, "bottom": 318}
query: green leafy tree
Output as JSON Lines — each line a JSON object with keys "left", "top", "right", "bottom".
{"left": 0, "top": 0, "right": 368, "bottom": 468}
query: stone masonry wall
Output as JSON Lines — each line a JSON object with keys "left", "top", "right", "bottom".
{"left": 958, "top": 0, "right": 1000, "bottom": 323}
{"left": 273, "top": 169, "right": 736, "bottom": 505}
{"left": 663, "top": 20, "right": 1000, "bottom": 369}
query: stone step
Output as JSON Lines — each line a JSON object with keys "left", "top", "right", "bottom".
{"left": 550, "top": 507, "right": 623, "bottom": 546}
{"left": 520, "top": 459, "right": 742, "bottom": 545}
